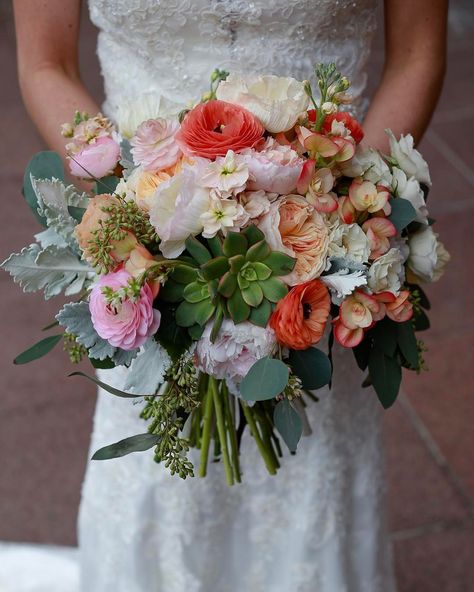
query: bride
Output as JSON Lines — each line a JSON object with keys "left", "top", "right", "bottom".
{"left": 11, "top": 1, "right": 447, "bottom": 591}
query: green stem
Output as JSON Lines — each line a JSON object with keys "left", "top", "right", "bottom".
{"left": 211, "top": 377, "right": 234, "bottom": 486}
{"left": 222, "top": 382, "right": 241, "bottom": 483}
{"left": 198, "top": 380, "right": 214, "bottom": 478}
{"left": 240, "top": 402, "right": 278, "bottom": 476}
{"left": 255, "top": 409, "right": 280, "bottom": 470}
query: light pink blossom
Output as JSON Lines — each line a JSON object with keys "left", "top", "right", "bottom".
{"left": 131, "top": 118, "right": 181, "bottom": 172}
{"left": 69, "top": 136, "right": 120, "bottom": 179}
{"left": 89, "top": 269, "right": 160, "bottom": 350}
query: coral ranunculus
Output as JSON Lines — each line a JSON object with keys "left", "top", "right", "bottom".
{"left": 269, "top": 280, "right": 330, "bottom": 350}
{"left": 175, "top": 100, "right": 264, "bottom": 160}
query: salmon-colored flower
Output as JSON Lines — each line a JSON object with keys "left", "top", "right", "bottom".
{"left": 321, "top": 111, "right": 364, "bottom": 144}
{"left": 125, "top": 244, "right": 160, "bottom": 298}
{"left": 269, "top": 280, "right": 331, "bottom": 350}
{"left": 385, "top": 290, "right": 413, "bottom": 322}
{"left": 349, "top": 180, "right": 391, "bottom": 213}
{"left": 296, "top": 126, "right": 355, "bottom": 163}
{"left": 338, "top": 195, "right": 357, "bottom": 224}
{"left": 175, "top": 100, "right": 264, "bottom": 160}
{"left": 362, "top": 217, "right": 397, "bottom": 259}
{"left": 258, "top": 195, "right": 329, "bottom": 285}
{"left": 334, "top": 290, "right": 381, "bottom": 347}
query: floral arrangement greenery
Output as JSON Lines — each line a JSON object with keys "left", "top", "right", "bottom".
{"left": 2, "top": 63, "right": 449, "bottom": 484}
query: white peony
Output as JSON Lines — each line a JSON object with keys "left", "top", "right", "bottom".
{"left": 149, "top": 168, "right": 210, "bottom": 258}
{"left": 116, "top": 92, "right": 182, "bottom": 139}
{"left": 216, "top": 74, "right": 309, "bottom": 133}
{"left": 391, "top": 167, "right": 428, "bottom": 223}
{"left": 407, "top": 226, "right": 450, "bottom": 282}
{"left": 340, "top": 145, "right": 392, "bottom": 185}
{"left": 328, "top": 221, "right": 371, "bottom": 264}
{"left": 195, "top": 320, "right": 276, "bottom": 394}
{"left": 387, "top": 130, "right": 431, "bottom": 186}
{"left": 367, "top": 248, "right": 405, "bottom": 295}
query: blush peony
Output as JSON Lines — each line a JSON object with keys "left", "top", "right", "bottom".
{"left": 175, "top": 100, "right": 264, "bottom": 160}
{"left": 258, "top": 195, "right": 329, "bottom": 285}
{"left": 269, "top": 280, "right": 330, "bottom": 350}
{"left": 130, "top": 118, "right": 181, "bottom": 172}
{"left": 89, "top": 269, "right": 161, "bottom": 350}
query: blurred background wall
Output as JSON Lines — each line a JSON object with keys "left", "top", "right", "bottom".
{"left": 0, "top": 1, "right": 473, "bottom": 589}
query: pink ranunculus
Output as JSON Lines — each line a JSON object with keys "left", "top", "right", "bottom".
{"left": 241, "top": 137, "right": 304, "bottom": 195}
{"left": 130, "top": 118, "right": 182, "bottom": 172}
{"left": 69, "top": 136, "right": 121, "bottom": 179}
{"left": 89, "top": 269, "right": 160, "bottom": 350}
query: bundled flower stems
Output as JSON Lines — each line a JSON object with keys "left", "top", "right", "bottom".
{"left": 3, "top": 64, "right": 449, "bottom": 484}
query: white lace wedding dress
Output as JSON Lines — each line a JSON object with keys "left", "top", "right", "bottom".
{"left": 0, "top": 1, "right": 398, "bottom": 591}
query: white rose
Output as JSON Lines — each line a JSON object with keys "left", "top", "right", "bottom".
{"left": 387, "top": 130, "right": 431, "bottom": 186}
{"left": 216, "top": 74, "right": 309, "bottom": 133}
{"left": 340, "top": 145, "right": 393, "bottom": 185}
{"left": 367, "top": 248, "right": 404, "bottom": 294}
{"left": 328, "top": 221, "right": 371, "bottom": 264}
{"left": 391, "top": 167, "right": 428, "bottom": 223}
{"left": 407, "top": 227, "right": 449, "bottom": 282}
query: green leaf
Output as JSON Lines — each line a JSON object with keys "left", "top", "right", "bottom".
{"left": 397, "top": 321, "right": 419, "bottom": 369}
{"left": 242, "top": 224, "right": 265, "bottom": 246}
{"left": 185, "top": 236, "right": 212, "bottom": 264}
{"left": 412, "top": 308, "right": 430, "bottom": 331}
{"left": 352, "top": 338, "right": 371, "bottom": 371}
{"left": 67, "top": 206, "right": 86, "bottom": 222}
{"left": 370, "top": 318, "right": 398, "bottom": 357}
{"left": 240, "top": 357, "right": 289, "bottom": 401}
{"left": 95, "top": 175, "right": 120, "bottom": 194}
{"left": 69, "top": 371, "right": 142, "bottom": 397}
{"left": 368, "top": 347, "right": 402, "bottom": 408}
{"left": 263, "top": 251, "right": 296, "bottom": 276}
{"left": 159, "top": 279, "right": 185, "bottom": 302}
{"left": 56, "top": 301, "right": 138, "bottom": 365}
{"left": 260, "top": 277, "right": 288, "bottom": 302}
{"left": 89, "top": 357, "right": 116, "bottom": 370}
{"left": 407, "top": 282, "right": 431, "bottom": 310}
{"left": 246, "top": 240, "right": 271, "bottom": 262}
{"left": 200, "top": 256, "right": 230, "bottom": 281}
{"left": 194, "top": 300, "right": 216, "bottom": 326}
{"left": 273, "top": 399, "right": 303, "bottom": 453}
{"left": 188, "top": 324, "right": 205, "bottom": 340}
{"left": 155, "top": 303, "right": 191, "bottom": 360}
{"left": 249, "top": 299, "right": 272, "bottom": 327}
{"left": 206, "top": 236, "right": 224, "bottom": 257}
{"left": 227, "top": 289, "right": 250, "bottom": 323}
{"left": 183, "top": 281, "right": 209, "bottom": 303}
{"left": 171, "top": 265, "right": 198, "bottom": 284}
{"left": 175, "top": 300, "right": 197, "bottom": 327}
{"left": 217, "top": 271, "right": 238, "bottom": 297}
{"left": 388, "top": 197, "right": 417, "bottom": 232}
{"left": 223, "top": 231, "right": 247, "bottom": 257}
{"left": 92, "top": 433, "right": 160, "bottom": 460}
{"left": 289, "top": 347, "right": 332, "bottom": 390}
{"left": 23, "top": 151, "right": 64, "bottom": 226}
{"left": 210, "top": 306, "right": 224, "bottom": 341}
{"left": 14, "top": 334, "right": 62, "bottom": 365}
{"left": 253, "top": 262, "right": 272, "bottom": 281}
{"left": 241, "top": 282, "right": 263, "bottom": 307}
{"left": 2, "top": 243, "right": 92, "bottom": 300}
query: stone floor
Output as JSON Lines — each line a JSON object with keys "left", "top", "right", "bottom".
{"left": 0, "top": 1, "right": 473, "bottom": 590}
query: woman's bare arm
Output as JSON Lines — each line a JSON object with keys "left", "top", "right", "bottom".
{"left": 362, "top": 0, "right": 448, "bottom": 151}
{"left": 13, "top": 0, "right": 99, "bottom": 155}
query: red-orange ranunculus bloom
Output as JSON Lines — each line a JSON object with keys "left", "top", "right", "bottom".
{"left": 269, "top": 280, "right": 330, "bottom": 350}
{"left": 175, "top": 100, "right": 264, "bottom": 160}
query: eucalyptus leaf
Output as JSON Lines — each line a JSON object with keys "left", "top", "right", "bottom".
{"left": 368, "top": 347, "right": 402, "bottom": 408}
{"left": 240, "top": 357, "right": 289, "bottom": 401}
{"left": 95, "top": 175, "right": 120, "bottom": 194}
{"left": 14, "top": 334, "right": 63, "bottom": 365}
{"left": 273, "top": 398, "right": 303, "bottom": 453}
{"left": 397, "top": 321, "right": 419, "bottom": 369}
{"left": 388, "top": 197, "right": 417, "bottom": 232}
{"left": 69, "top": 371, "right": 142, "bottom": 398}
{"left": 92, "top": 433, "right": 160, "bottom": 460}
{"left": 289, "top": 347, "right": 332, "bottom": 390}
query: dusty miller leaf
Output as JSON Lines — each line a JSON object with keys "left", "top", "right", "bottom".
{"left": 2, "top": 243, "right": 93, "bottom": 299}
{"left": 123, "top": 338, "right": 170, "bottom": 395}
{"left": 56, "top": 301, "right": 138, "bottom": 365}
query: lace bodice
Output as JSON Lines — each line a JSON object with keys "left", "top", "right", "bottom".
{"left": 89, "top": 0, "right": 378, "bottom": 121}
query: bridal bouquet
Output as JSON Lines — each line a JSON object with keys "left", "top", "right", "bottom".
{"left": 3, "top": 64, "right": 449, "bottom": 484}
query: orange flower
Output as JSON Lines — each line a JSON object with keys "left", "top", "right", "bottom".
{"left": 333, "top": 290, "right": 380, "bottom": 348}
{"left": 386, "top": 290, "right": 413, "bottom": 322}
{"left": 175, "top": 100, "right": 264, "bottom": 160}
{"left": 269, "top": 280, "right": 330, "bottom": 350}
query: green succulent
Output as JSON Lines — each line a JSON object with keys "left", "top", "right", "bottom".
{"left": 160, "top": 225, "right": 295, "bottom": 340}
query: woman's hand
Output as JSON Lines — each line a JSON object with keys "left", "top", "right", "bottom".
{"left": 362, "top": 0, "right": 448, "bottom": 152}
{"left": 13, "top": 0, "right": 100, "bottom": 156}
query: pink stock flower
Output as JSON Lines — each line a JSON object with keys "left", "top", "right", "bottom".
{"left": 89, "top": 269, "right": 160, "bottom": 350}
{"left": 69, "top": 136, "right": 120, "bottom": 179}
{"left": 130, "top": 118, "right": 182, "bottom": 172}
{"left": 362, "top": 217, "right": 397, "bottom": 259}
{"left": 241, "top": 137, "right": 304, "bottom": 195}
